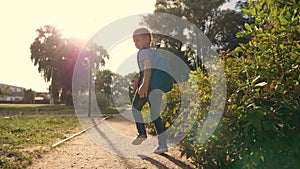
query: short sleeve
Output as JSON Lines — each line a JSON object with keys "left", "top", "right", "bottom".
{"left": 138, "top": 49, "right": 151, "bottom": 71}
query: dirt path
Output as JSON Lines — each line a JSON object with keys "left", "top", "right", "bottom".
{"left": 28, "top": 112, "right": 195, "bottom": 169}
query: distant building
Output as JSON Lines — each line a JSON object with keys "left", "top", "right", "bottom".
{"left": 35, "top": 92, "right": 50, "bottom": 104}
{"left": 0, "top": 83, "right": 49, "bottom": 103}
{"left": 0, "top": 83, "right": 25, "bottom": 102}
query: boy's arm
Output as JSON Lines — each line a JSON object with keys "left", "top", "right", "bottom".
{"left": 132, "top": 77, "right": 139, "bottom": 93}
{"left": 138, "top": 59, "right": 152, "bottom": 98}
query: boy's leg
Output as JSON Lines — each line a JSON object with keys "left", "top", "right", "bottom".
{"left": 149, "top": 89, "right": 167, "bottom": 149}
{"left": 132, "top": 92, "right": 148, "bottom": 139}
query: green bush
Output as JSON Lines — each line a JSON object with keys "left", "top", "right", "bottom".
{"left": 96, "top": 92, "right": 111, "bottom": 110}
{"left": 158, "top": 0, "right": 300, "bottom": 168}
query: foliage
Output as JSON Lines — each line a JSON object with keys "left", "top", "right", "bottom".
{"left": 112, "top": 72, "right": 139, "bottom": 106}
{"left": 161, "top": 84, "right": 182, "bottom": 129}
{"left": 95, "top": 91, "right": 111, "bottom": 110}
{"left": 100, "top": 106, "right": 127, "bottom": 115}
{"left": 143, "top": 0, "right": 252, "bottom": 73}
{"left": 167, "top": 0, "right": 300, "bottom": 168}
{"left": 30, "top": 25, "right": 78, "bottom": 105}
{"left": 95, "top": 69, "right": 114, "bottom": 97}
{"left": 0, "top": 86, "right": 12, "bottom": 99}
{"left": 209, "top": 8, "right": 253, "bottom": 50}
{"left": 23, "top": 89, "right": 36, "bottom": 104}
{"left": 30, "top": 25, "right": 109, "bottom": 105}
{"left": 155, "top": 0, "right": 227, "bottom": 35}
{"left": 145, "top": 0, "right": 300, "bottom": 168}
{"left": 95, "top": 70, "right": 139, "bottom": 108}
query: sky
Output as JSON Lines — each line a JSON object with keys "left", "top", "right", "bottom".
{"left": 0, "top": 0, "right": 237, "bottom": 92}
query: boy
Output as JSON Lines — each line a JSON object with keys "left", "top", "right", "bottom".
{"left": 131, "top": 28, "right": 168, "bottom": 154}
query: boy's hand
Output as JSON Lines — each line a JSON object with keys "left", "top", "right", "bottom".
{"left": 138, "top": 83, "right": 148, "bottom": 98}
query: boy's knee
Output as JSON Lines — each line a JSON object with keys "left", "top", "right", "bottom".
{"left": 149, "top": 89, "right": 163, "bottom": 104}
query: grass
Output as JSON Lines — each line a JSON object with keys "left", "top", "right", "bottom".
{"left": 0, "top": 117, "right": 80, "bottom": 147}
{"left": 0, "top": 104, "right": 124, "bottom": 168}
{"left": 0, "top": 104, "right": 129, "bottom": 117}
{"left": 100, "top": 105, "right": 129, "bottom": 114}
{"left": 0, "top": 104, "right": 80, "bottom": 169}
{"left": 0, "top": 104, "right": 52, "bottom": 108}
{"left": 0, "top": 116, "right": 81, "bottom": 169}
{"left": 0, "top": 104, "right": 75, "bottom": 117}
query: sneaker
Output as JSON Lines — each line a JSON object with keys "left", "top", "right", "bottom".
{"left": 132, "top": 135, "right": 147, "bottom": 145}
{"left": 153, "top": 147, "right": 168, "bottom": 154}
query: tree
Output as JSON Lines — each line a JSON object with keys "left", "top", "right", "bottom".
{"left": 23, "top": 89, "right": 36, "bottom": 104}
{"left": 112, "top": 72, "right": 139, "bottom": 105}
{"left": 94, "top": 69, "right": 115, "bottom": 109}
{"left": 30, "top": 25, "right": 109, "bottom": 105}
{"left": 30, "top": 25, "right": 63, "bottom": 82}
{"left": 209, "top": 8, "right": 253, "bottom": 50}
{"left": 144, "top": 0, "right": 252, "bottom": 70}
{"left": 144, "top": 0, "right": 224, "bottom": 70}
{"left": 30, "top": 25, "right": 65, "bottom": 103}
{"left": 58, "top": 38, "right": 85, "bottom": 106}
{"left": 154, "top": 0, "right": 226, "bottom": 33}
{"left": 0, "top": 86, "right": 12, "bottom": 99}
{"left": 95, "top": 69, "right": 114, "bottom": 97}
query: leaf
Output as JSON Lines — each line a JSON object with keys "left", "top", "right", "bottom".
{"left": 248, "top": 107, "right": 265, "bottom": 131}
{"left": 165, "top": 121, "right": 170, "bottom": 128}
{"left": 286, "top": 10, "right": 292, "bottom": 20}
{"left": 251, "top": 76, "right": 261, "bottom": 84}
{"left": 236, "top": 32, "right": 243, "bottom": 38}
{"left": 235, "top": 46, "right": 243, "bottom": 53}
{"left": 262, "top": 121, "right": 275, "bottom": 131}
{"left": 211, "top": 134, "right": 217, "bottom": 140}
{"left": 244, "top": 8, "right": 256, "bottom": 16}
{"left": 279, "top": 15, "right": 289, "bottom": 25}
{"left": 277, "top": 106, "right": 291, "bottom": 113}
{"left": 258, "top": 43, "right": 266, "bottom": 50}
{"left": 245, "top": 23, "right": 251, "bottom": 31}
{"left": 272, "top": 7, "right": 278, "bottom": 17}
{"left": 255, "top": 82, "right": 268, "bottom": 87}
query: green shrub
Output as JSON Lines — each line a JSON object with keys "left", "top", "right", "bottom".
{"left": 96, "top": 92, "right": 111, "bottom": 110}
{"left": 154, "top": 0, "right": 300, "bottom": 168}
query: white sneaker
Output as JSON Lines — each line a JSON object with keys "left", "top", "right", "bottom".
{"left": 132, "top": 135, "right": 147, "bottom": 145}
{"left": 153, "top": 147, "right": 168, "bottom": 154}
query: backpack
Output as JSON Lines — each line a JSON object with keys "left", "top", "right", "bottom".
{"left": 155, "top": 48, "right": 190, "bottom": 83}
{"left": 150, "top": 49, "right": 174, "bottom": 93}
{"left": 138, "top": 48, "right": 174, "bottom": 93}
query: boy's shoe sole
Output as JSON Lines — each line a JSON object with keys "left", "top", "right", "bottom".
{"left": 132, "top": 135, "right": 147, "bottom": 145}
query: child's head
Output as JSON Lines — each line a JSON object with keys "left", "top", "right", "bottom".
{"left": 133, "top": 28, "right": 151, "bottom": 49}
